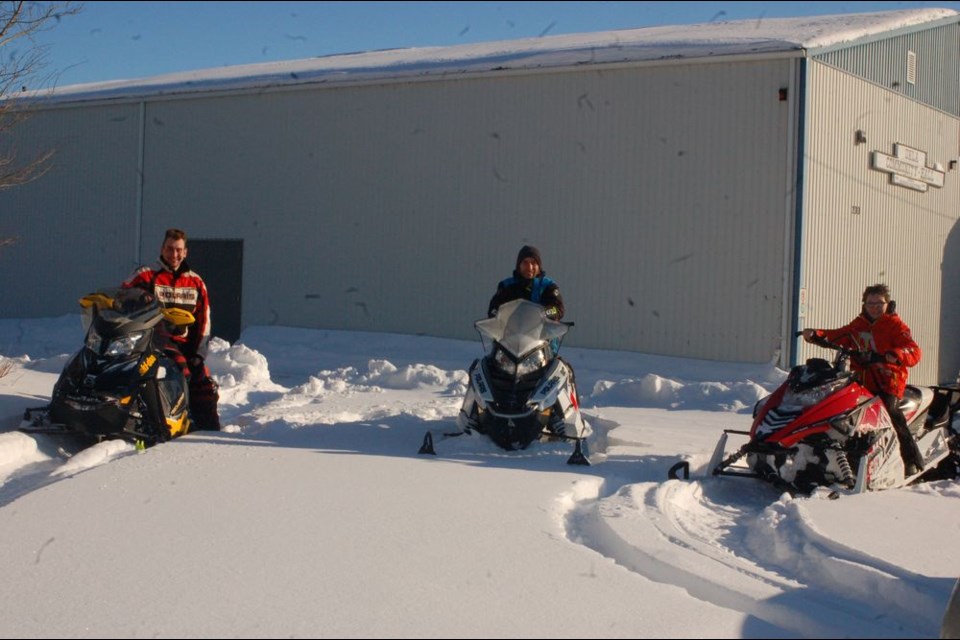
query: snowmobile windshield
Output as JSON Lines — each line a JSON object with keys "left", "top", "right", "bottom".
{"left": 782, "top": 377, "right": 849, "bottom": 409}
{"left": 787, "top": 358, "right": 850, "bottom": 392}
{"left": 475, "top": 299, "right": 568, "bottom": 358}
{"left": 82, "top": 287, "right": 163, "bottom": 335}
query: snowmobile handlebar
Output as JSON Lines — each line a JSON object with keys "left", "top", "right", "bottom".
{"left": 79, "top": 290, "right": 195, "bottom": 327}
{"left": 162, "top": 307, "right": 196, "bottom": 327}
{"left": 796, "top": 331, "right": 881, "bottom": 367}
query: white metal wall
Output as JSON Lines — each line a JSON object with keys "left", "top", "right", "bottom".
{"left": 0, "top": 103, "right": 142, "bottom": 319}
{"left": 132, "top": 58, "right": 795, "bottom": 363}
{"left": 798, "top": 62, "right": 960, "bottom": 384}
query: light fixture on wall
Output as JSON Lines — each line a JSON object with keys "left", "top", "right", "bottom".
{"left": 855, "top": 129, "right": 867, "bottom": 145}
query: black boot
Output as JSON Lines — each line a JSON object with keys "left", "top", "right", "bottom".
{"left": 893, "top": 417, "right": 925, "bottom": 475}
{"left": 189, "top": 376, "right": 221, "bottom": 431}
{"left": 883, "top": 395, "right": 924, "bottom": 477}
{"left": 900, "top": 438, "right": 925, "bottom": 478}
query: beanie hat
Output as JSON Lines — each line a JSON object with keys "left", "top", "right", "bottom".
{"left": 516, "top": 245, "right": 543, "bottom": 271}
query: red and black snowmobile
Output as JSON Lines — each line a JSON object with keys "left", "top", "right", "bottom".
{"left": 672, "top": 333, "right": 960, "bottom": 494}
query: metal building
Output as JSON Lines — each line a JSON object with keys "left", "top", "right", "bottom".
{"left": 1, "top": 8, "right": 958, "bottom": 384}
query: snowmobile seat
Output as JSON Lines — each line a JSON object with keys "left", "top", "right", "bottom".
{"left": 899, "top": 386, "right": 923, "bottom": 413}
{"left": 899, "top": 386, "right": 931, "bottom": 431}
{"left": 925, "top": 384, "right": 960, "bottom": 430}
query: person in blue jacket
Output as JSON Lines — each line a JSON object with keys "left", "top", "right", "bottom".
{"left": 487, "top": 245, "right": 565, "bottom": 320}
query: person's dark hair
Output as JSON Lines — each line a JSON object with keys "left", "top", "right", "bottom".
{"left": 164, "top": 228, "right": 187, "bottom": 243}
{"left": 861, "top": 283, "right": 891, "bottom": 303}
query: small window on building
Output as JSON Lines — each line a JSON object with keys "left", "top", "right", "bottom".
{"left": 907, "top": 50, "right": 917, "bottom": 85}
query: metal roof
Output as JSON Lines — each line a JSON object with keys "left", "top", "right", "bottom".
{"left": 14, "top": 8, "right": 959, "bottom": 105}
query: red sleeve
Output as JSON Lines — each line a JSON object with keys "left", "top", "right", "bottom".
{"left": 886, "top": 318, "right": 921, "bottom": 367}
{"left": 820, "top": 318, "right": 863, "bottom": 350}
{"left": 186, "top": 276, "right": 211, "bottom": 358}
{"left": 122, "top": 266, "right": 154, "bottom": 290}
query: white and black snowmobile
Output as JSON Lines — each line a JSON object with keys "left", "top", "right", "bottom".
{"left": 419, "top": 299, "right": 590, "bottom": 465}
{"left": 21, "top": 288, "right": 194, "bottom": 446}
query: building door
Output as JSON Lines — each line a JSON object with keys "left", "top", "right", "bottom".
{"left": 188, "top": 239, "right": 243, "bottom": 344}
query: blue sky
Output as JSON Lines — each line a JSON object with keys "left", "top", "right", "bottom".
{"left": 31, "top": 1, "right": 960, "bottom": 88}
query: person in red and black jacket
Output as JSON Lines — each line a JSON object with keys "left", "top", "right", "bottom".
{"left": 802, "top": 283, "right": 922, "bottom": 476}
{"left": 123, "top": 228, "right": 221, "bottom": 431}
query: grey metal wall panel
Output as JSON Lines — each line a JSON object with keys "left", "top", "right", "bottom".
{"left": 132, "top": 58, "right": 794, "bottom": 362}
{"left": 0, "top": 104, "right": 141, "bottom": 320}
{"left": 798, "top": 62, "right": 960, "bottom": 385}
{"left": 814, "top": 22, "right": 960, "bottom": 116}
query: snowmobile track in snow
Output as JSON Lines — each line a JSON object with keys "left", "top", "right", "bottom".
{"left": 564, "top": 474, "right": 943, "bottom": 637}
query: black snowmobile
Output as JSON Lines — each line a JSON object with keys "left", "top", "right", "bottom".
{"left": 22, "top": 288, "right": 194, "bottom": 446}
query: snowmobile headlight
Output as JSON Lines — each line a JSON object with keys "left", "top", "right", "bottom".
{"left": 85, "top": 329, "right": 103, "bottom": 353}
{"left": 782, "top": 378, "right": 846, "bottom": 408}
{"left": 104, "top": 331, "right": 145, "bottom": 356}
{"left": 517, "top": 348, "right": 549, "bottom": 377}
{"left": 493, "top": 348, "right": 516, "bottom": 375}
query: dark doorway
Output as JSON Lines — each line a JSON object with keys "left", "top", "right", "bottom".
{"left": 188, "top": 239, "right": 243, "bottom": 344}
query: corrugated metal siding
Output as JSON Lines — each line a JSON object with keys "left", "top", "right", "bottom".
{"left": 798, "top": 62, "right": 960, "bottom": 385}
{"left": 131, "top": 58, "right": 794, "bottom": 362}
{"left": 814, "top": 22, "right": 960, "bottom": 116}
{"left": 3, "top": 18, "right": 958, "bottom": 371}
{"left": 0, "top": 104, "right": 142, "bottom": 319}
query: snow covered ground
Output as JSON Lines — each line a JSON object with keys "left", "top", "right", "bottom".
{"left": 0, "top": 314, "right": 957, "bottom": 638}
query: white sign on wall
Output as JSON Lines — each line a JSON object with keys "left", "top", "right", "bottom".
{"left": 871, "top": 143, "right": 945, "bottom": 192}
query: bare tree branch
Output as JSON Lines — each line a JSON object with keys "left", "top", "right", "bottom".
{"left": 0, "top": 2, "right": 80, "bottom": 248}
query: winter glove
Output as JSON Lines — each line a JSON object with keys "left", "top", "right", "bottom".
{"left": 801, "top": 329, "right": 828, "bottom": 347}
{"left": 857, "top": 351, "right": 886, "bottom": 365}
{"left": 187, "top": 355, "right": 207, "bottom": 380}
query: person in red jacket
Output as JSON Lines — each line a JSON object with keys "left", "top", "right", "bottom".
{"left": 802, "top": 283, "right": 923, "bottom": 476}
{"left": 123, "top": 228, "right": 221, "bottom": 431}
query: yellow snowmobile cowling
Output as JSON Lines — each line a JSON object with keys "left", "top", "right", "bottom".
{"left": 79, "top": 292, "right": 116, "bottom": 310}
{"left": 162, "top": 307, "right": 195, "bottom": 326}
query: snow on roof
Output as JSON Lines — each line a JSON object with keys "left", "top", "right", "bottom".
{"left": 28, "top": 8, "right": 960, "bottom": 105}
